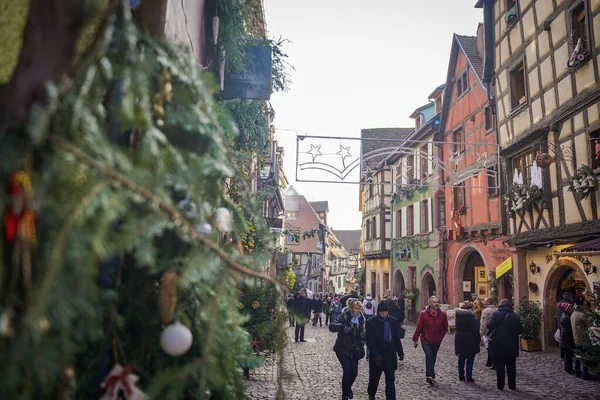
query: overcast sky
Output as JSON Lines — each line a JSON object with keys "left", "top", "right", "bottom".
{"left": 264, "top": 0, "right": 484, "bottom": 230}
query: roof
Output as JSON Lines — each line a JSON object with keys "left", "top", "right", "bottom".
{"left": 332, "top": 230, "right": 361, "bottom": 254}
{"left": 560, "top": 237, "right": 600, "bottom": 253}
{"left": 456, "top": 35, "right": 484, "bottom": 80}
{"left": 360, "top": 128, "right": 413, "bottom": 171}
{"left": 309, "top": 201, "right": 329, "bottom": 213}
{"left": 428, "top": 84, "right": 446, "bottom": 100}
{"left": 410, "top": 102, "right": 437, "bottom": 122}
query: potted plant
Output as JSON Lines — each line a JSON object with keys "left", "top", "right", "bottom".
{"left": 515, "top": 297, "right": 542, "bottom": 351}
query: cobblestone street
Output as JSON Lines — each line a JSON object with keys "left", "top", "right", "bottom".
{"left": 247, "top": 323, "right": 599, "bottom": 400}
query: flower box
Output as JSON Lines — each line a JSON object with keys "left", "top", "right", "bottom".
{"left": 520, "top": 338, "right": 541, "bottom": 352}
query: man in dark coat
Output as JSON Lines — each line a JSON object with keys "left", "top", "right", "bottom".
{"left": 556, "top": 292, "right": 574, "bottom": 359}
{"left": 559, "top": 302, "right": 576, "bottom": 374}
{"left": 454, "top": 301, "right": 480, "bottom": 382}
{"left": 292, "top": 289, "right": 311, "bottom": 342}
{"left": 487, "top": 298, "right": 523, "bottom": 391}
{"left": 286, "top": 294, "right": 295, "bottom": 327}
{"left": 366, "top": 301, "right": 404, "bottom": 400}
{"left": 340, "top": 290, "right": 359, "bottom": 310}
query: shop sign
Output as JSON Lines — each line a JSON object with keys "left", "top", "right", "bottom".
{"left": 495, "top": 257, "right": 513, "bottom": 279}
{"left": 220, "top": 43, "right": 272, "bottom": 100}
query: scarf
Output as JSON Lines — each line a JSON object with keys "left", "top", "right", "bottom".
{"left": 350, "top": 315, "right": 360, "bottom": 325}
{"left": 383, "top": 317, "right": 391, "bottom": 342}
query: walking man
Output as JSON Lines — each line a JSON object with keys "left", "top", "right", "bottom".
{"left": 412, "top": 295, "right": 448, "bottom": 384}
{"left": 366, "top": 301, "right": 404, "bottom": 400}
{"left": 292, "top": 289, "right": 311, "bottom": 342}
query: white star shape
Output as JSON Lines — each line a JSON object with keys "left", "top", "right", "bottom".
{"left": 336, "top": 145, "right": 352, "bottom": 163}
{"left": 307, "top": 144, "right": 322, "bottom": 162}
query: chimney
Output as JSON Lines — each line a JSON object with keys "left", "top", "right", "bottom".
{"left": 476, "top": 22, "right": 485, "bottom": 58}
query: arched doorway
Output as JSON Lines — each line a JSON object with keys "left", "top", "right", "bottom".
{"left": 392, "top": 269, "right": 405, "bottom": 297}
{"left": 543, "top": 261, "right": 591, "bottom": 349}
{"left": 421, "top": 272, "right": 436, "bottom": 308}
{"left": 460, "top": 252, "right": 484, "bottom": 302}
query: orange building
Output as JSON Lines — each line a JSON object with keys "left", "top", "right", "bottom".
{"left": 438, "top": 29, "right": 510, "bottom": 305}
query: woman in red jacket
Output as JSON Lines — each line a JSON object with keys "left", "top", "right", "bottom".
{"left": 412, "top": 296, "right": 449, "bottom": 384}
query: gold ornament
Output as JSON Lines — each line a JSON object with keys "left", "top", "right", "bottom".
{"left": 252, "top": 301, "right": 260, "bottom": 309}
{"left": 159, "top": 270, "right": 177, "bottom": 325}
{"left": 152, "top": 68, "right": 172, "bottom": 128}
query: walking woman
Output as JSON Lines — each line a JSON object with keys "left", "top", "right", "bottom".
{"left": 454, "top": 300, "right": 480, "bottom": 382}
{"left": 487, "top": 298, "right": 523, "bottom": 391}
{"left": 329, "top": 297, "right": 366, "bottom": 400}
{"left": 412, "top": 296, "right": 448, "bottom": 384}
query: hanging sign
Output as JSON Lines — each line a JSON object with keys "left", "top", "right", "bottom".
{"left": 220, "top": 42, "right": 272, "bottom": 100}
{"left": 495, "top": 257, "right": 513, "bottom": 279}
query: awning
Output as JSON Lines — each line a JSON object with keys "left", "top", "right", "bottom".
{"left": 555, "top": 237, "right": 600, "bottom": 259}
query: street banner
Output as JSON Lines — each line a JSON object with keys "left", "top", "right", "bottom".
{"left": 495, "top": 257, "right": 513, "bottom": 279}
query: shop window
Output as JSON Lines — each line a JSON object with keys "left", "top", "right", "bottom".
{"left": 484, "top": 106, "right": 494, "bottom": 132}
{"left": 510, "top": 61, "right": 527, "bottom": 110}
{"left": 505, "top": 0, "right": 518, "bottom": 27}
{"left": 453, "top": 182, "right": 466, "bottom": 209}
{"left": 407, "top": 205, "right": 415, "bottom": 236}
{"left": 453, "top": 128, "right": 465, "bottom": 153}
{"left": 512, "top": 148, "right": 538, "bottom": 186}
{"left": 420, "top": 200, "right": 429, "bottom": 234}
{"left": 568, "top": 1, "right": 590, "bottom": 67}
{"left": 487, "top": 165, "right": 499, "bottom": 197}
{"left": 395, "top": 209, "right": 402, "bottom": 238}
{"left": 591, "top": 129, "right": 600, "bottom": 170}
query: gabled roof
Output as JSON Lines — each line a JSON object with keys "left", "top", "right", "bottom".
{"left": 386, "top": 112, "right": 441, "bottom": 165}
{"left": 332, "top": 230, "right": 361, "bottom": 254}
{"left": 427, "top": 84, "right": 446, "bottom": 100}
{"left": 438, "top": 34, "right": 488, "bottom": 139}
{"left": 309, "top": 201, "right": 329, "bottom": 213}
{"left": 360, "top": 128, "right": 413, "bottom": 171}
{"left": 409, "top": 102, "right": 435, "bottom": 119}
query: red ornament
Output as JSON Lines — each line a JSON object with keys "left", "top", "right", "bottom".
{"left": 251, "top": 337, "right": 260, "bottom": 349}
{"left": 536, "top": 153, "right": 553, "bottom": 168}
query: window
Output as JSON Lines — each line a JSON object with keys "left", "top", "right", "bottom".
{"left": 512, "top": 148, "right": 539, "bottom": 186}
{"left": 505, "top": 0, "right": 518, "bottom": 26}
{"left": 383, "top": 273, "right": 389, "bottom": 293}
{"left": 407, "top": 155, "right": 415, "bottom": 184}
{"left": 569, "top": 1, "right": 589, "bottom": 65}
{"left": 590, "top": 129, "right": 600, "bottom": 170}
{"left": 415, "top": 116, "right": 421, "bottom": 130}
{"left": 406, "top": 205, "right": 414, "bottom": 236}
{"left": 396, "top": 162, "right": 403, "bottom": 189}
{"left": 484, "top": 106, "right": 493, "bottom": 132}
{"left": 420, "top": 146, "right": 429, "bottom": 180}
{"left": 286, "top": 230, "right": 300, "bottom": 245}
{"left": 435, "top": 96, "right": 442, "bottom": 113}
{"left": 368, "top": 183, "right": 374, "bottom": 198}
{"left": 487, "top": 165, "right": 499, "bottom": 197}
{"left": 510, "top": 61, "right": 527, "bottom": 110}
{"left": 285, "top": 211, "right": 297, "bottom": 219}
{"left": 371, "top": 217, "right": 377, "bottom": 239}
{"left": 420, "top": 200, "right": 429, "bottom": 234}
{"left": 436, "top": 196, "right": 446, "bottom": 228}
{"left": 456, "top": 71, "right": 468, "bottom": 97}
{"left": 365, "top": 220, "right": 371, "bottom": 240}
{"left": 453, "top": 182, "right": 466, "bottom": 209}
{"left": 395, "top": 209, "right": 402, "bottom": 238}
{"left": 453, "top": 128, "right": 465, "bottom": 153}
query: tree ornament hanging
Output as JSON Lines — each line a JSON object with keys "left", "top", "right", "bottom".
{"left": 536, "top": 152, "right": 553, "bottom": 168}
{"left": 160, "top": 321, "right": 193, "bottom": 356}
{"left": 57, "top": 366, "right": 77, "bottom": 400}
{"left": 158, "top": 270, "right": 177, "bottom": 326}
{"left": 219, "top": 49, "right": 226, "bottom": 91}
{"left": 212, "top": 15, "right": 219, "bottom": 45}
{"left": 152, "top": 67, "right": 173, "bottom": 128}
{"left": 100, "top": 364, "right": 146, "bottom": 400}
{"left": 214, "top": 207, "right": 232, "bottom": 233}
{"left": 194, "top": 222, "right": 213, "bottom": 236}
{"left": 251, "top": 300, "right": 260, "bottom": 309}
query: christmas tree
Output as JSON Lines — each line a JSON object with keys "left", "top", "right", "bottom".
{"left": 0, "top": 2, "right": 287, "bottom": 399}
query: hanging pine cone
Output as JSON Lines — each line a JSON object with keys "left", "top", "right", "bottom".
{"left": 219, "top": 49, "right": 226, "bottom": 91}
{"left": 212, "top": 16, "right": 219, "bottom": 45}
{"left": 159, "top": 270, "right": 178, "bottom": 325}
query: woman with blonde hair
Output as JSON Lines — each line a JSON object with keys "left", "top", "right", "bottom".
{"left": 329, "top": 297, "right": 366, "bottom": 400}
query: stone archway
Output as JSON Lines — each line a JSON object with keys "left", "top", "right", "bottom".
{"left": 392, "top": 269, "right": 405, "bottom": 297}
{"left": 421, "top": 272, "right": 437, "bottom": 308}
{"left": 452, "top": 244, "right": 487, "bottom": 305}
{"left": 542, "top": 259, "right": 591, "bottom": 350}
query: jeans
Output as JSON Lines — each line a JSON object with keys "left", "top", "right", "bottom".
{"left": 294, "top": 323, "right": 305, "bottom": 340}
{"left": 325, "top": 313, "right": 331, "bottom": 325}
{"left": 313, "top": 313, "right": 322, "bottom": 326}
{"left": 575, "top": 346, "right": 590, "bottom": 377}
{"left": 563, "top": 347, "right": 574, "bottom": 372}
{"left": 337, "top": 353, "right": 359, "bottom": 398}
{"left": 367, "top": 365, "right": 396, "bottom": 400}
{"left": 421, "top": 341, "right": 441, "bottom": 378}
{"left": 458, "top": 354, "right": 475, "bottom": 378}
{"left": 495, "top": 355, "right": 516, "bottom": 389}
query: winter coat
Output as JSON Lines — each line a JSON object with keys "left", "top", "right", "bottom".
{"left": 340, "top": 294, "right": 359, "bottom": 309}
{"left": 571, "top": 309, "right": 591, "bottom": 347}
{"left": 292, "top": 294, "right": 311, "bottom": 319}
{"left": 366, "top": 315, "right": 404, "bottom": 371}
{"left": 480, "top": 304, "right": 497, "bottom": 336}
{"left": 286, "top": 296, "right": 294, "bottom": 310}
{"left": 412, "top": 307, "right": 449, "bottom": 345}
{"left": 323, "top": 299, "right": 332, "bottom": 314}
{"left": 560, "top": 312, "right": 576, "bottom": 349}
{"left": 312, "top": 298, "right": 323, "bottom": 313}
{"left": 388, "top": 301, "right": 405, "bottom": 325}
{"left": 329, "top": 308, "right": 366, "bottom": 358}
{"left": 454, "top": 309, "right": 481, "bottom": 357}
{"left": 487, "top": 305, "right": 523, "bottom": 358}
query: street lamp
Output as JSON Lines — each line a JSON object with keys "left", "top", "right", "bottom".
{"left": 529, "top": 260, "right": 540, "bottom": 274}
{"left": 583, "top": 258, "right": 597, "bottom": 275}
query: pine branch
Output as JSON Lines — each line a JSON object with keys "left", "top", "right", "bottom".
{"left": 48, "top": 134, "right": 286, "bottom": 291}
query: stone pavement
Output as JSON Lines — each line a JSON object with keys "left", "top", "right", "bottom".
{"left": 246, "top": 323, "right": 599, "bottom": 400}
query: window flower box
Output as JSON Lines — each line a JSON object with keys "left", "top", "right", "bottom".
{"left": 568, "top": 165, "right": 599, "bottom": 200}
{"left": 503, "top": 183, "right": 542, "bottom": 214}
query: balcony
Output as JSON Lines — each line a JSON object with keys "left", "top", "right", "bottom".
{"left": 363, "top": 239, "right": 389, "bottom": 259}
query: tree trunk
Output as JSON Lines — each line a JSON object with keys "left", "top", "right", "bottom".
{"left": 0, "top": 0, "right": 88, "bottom": 127}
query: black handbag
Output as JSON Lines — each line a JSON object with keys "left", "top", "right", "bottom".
{"left": 398, "top": 326, "right": 406, "bottom": 339}
{"left": 353, "top": 344, "right": 365, "bottom": 360}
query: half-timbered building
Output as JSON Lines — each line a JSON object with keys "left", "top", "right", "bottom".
{"left": 477, "top": 0, "right": 600, "bottom": 350}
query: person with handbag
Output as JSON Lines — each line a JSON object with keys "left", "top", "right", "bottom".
{"left": 412, "top": 295, "right": 449, "bottom": 385}
{"left": 486, "top": 298, "right": 523, "bottom": 391}
{"left": 366, "top": 301, "right": 404, "bottom": 400}
{"left": 454, "top": 300, "right": 481, "bottom": 382}
{"left": 329, "top": 297, "right": 366, "bottom": 400}
{"left": 479, "top": 297, "right": 497, "bottom": 369}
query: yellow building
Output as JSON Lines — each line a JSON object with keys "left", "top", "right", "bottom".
{"left": 477, "top": 0, "right": 600, "bottom": 350}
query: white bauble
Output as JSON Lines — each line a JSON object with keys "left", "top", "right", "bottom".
{"left": 160, "top": 321, "right": 193, "bottom": 356}
{"left": 214, "top": 207, "right": 233, "bottom": 233}
{"left": 195, "top": 222, "right": 213, "bottom": 236}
